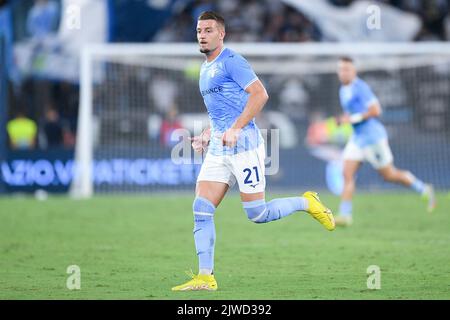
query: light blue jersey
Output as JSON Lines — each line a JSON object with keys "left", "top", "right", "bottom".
{"left": 199, "top": 47, "right": 263, "bottom": 156}
{"left": 339, "top": 77, "right": 387, "bottom": 147}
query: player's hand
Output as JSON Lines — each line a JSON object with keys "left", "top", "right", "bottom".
{"left": 189, "top": 136, "right": 204, "bottom": 153}
{"left": 189, "top": 128, "right": 210, "bottom": 153}
{"left": 222, "top": 128, "right": 240, "bottom": 148}
{"left": 339, "top": 114, "right": 351, "bottom": 124}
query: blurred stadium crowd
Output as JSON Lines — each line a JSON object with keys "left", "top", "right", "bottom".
{"left": 1, "top": 0, "right": 449, "bottom": 152}
{"left": 155, "top": 0, "right": 449, "bottom": 42}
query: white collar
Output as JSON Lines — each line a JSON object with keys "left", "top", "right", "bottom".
{"left": 204, "top": 47, "right": 226, "bottom": 66}
{"left": 342, "top": 77, "right": 357, "bottom": 89}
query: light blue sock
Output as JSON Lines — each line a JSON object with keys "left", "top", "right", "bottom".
{"left": 339, "top": 200, "right": 352, "bottom": 217}
{"left": 405, "top": 171, "right": 426, "bottom": 194}
{"left": 193, "top": 197, "right": 216, "bottom": 273}
{"left": 243, "top": 197, "right": 308, "bottom": 224}
{"left": 411, "top": 177, "right": 425, "bottom": 194}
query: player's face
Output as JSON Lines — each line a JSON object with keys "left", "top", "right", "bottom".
{"left": 337, "top": 61, "right": 357, "bottom": 85}
{"left": 197, "top": 20, "right": 225, "bottom": 55}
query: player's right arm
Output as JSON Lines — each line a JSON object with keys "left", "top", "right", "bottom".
{"left": 230, "top": 80, "right": 268, "bottom": 131}
{"left": 221, "top": 53, "right": 268, "bottom": 147}
{"left": 222, "top": 80, "right": 268, "bottom": 147}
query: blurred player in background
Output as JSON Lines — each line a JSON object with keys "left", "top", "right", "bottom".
{"left": 172, "top": 11, "right": 335, "bottom": 292}
{"left": 334, "top": 57, "right": 436, "bottom": 227}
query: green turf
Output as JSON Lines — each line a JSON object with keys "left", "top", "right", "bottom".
{"left": 0, "top": 192, "right": 449, "bottom": 300}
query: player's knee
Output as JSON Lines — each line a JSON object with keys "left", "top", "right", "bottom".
{"left": 243, "top": 199, "right": 268, "bottom": 224}
{"left": 193, "top": 197, "right": 216, "bottom": 223}
{"left": 380, "top": 168, "right": 396, "bottom": 182}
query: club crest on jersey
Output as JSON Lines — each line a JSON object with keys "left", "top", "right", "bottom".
{"left": 208, "top": 65, "right": 219, "bottom": 78}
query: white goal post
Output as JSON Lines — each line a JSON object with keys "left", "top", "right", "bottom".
{"left": 71, "top": 42, "right": 450, "bottom": 198}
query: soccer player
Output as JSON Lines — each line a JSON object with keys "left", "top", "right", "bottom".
{"left": 334, "top": 57, "right": 436, "bottom": 227}
{"left": 171, "top": 11, "right": 335, "bottom": 292}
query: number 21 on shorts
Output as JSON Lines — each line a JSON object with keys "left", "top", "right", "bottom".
{"left": 243, "top": 166, "right": 260, "bottom": 188}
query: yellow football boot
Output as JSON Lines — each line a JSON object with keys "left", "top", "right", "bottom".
{"left": 172, "top": 271, "right": 218, "bottom": 291}
{"left": 303, "top": 191, "right": 335, "bottom": 231}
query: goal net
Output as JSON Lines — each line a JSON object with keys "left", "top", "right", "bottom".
{"left": 70, "top": 43, "right": 450, "bottom": 198}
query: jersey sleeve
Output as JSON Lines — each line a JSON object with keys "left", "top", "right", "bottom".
{"left": 224, "top": 54, "right": 258, "bottom": 90}
{"left": 358, "top": 81, "right": 378, "bottom": 108}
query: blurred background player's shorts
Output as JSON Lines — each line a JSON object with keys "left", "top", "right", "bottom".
{"left": 342, "top": 139, "right": 394, "bottom": 170}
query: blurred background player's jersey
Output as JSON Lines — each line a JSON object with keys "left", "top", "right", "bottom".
{"left": 339, "top": 77, "right": 387, "bottom": 147}
{"left": 199, "top": 47, "right": 263, "bottom": 156}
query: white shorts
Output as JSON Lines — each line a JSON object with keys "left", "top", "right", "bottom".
{"left": 343, "top": 138, "right": 393, "bottom": 169}
{"left": 197, "top": 143, "right": 266, "bottom": 194}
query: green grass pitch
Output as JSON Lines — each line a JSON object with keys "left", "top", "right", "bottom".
{"left": 0, "top": 192, "right": 449, "bottom": 299}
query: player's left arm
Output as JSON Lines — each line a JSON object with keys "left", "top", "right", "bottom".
{"left": 344, "top": 100, "right": 381, "bottom": 124}
{"left": 222, "top": 80, "right": 269, "bottom": 147}
{"left": 364, "top": 100, "right": 382, "bottom": 119}
{"left": 342, "top": 82, "right": 382, "bottom": 124}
